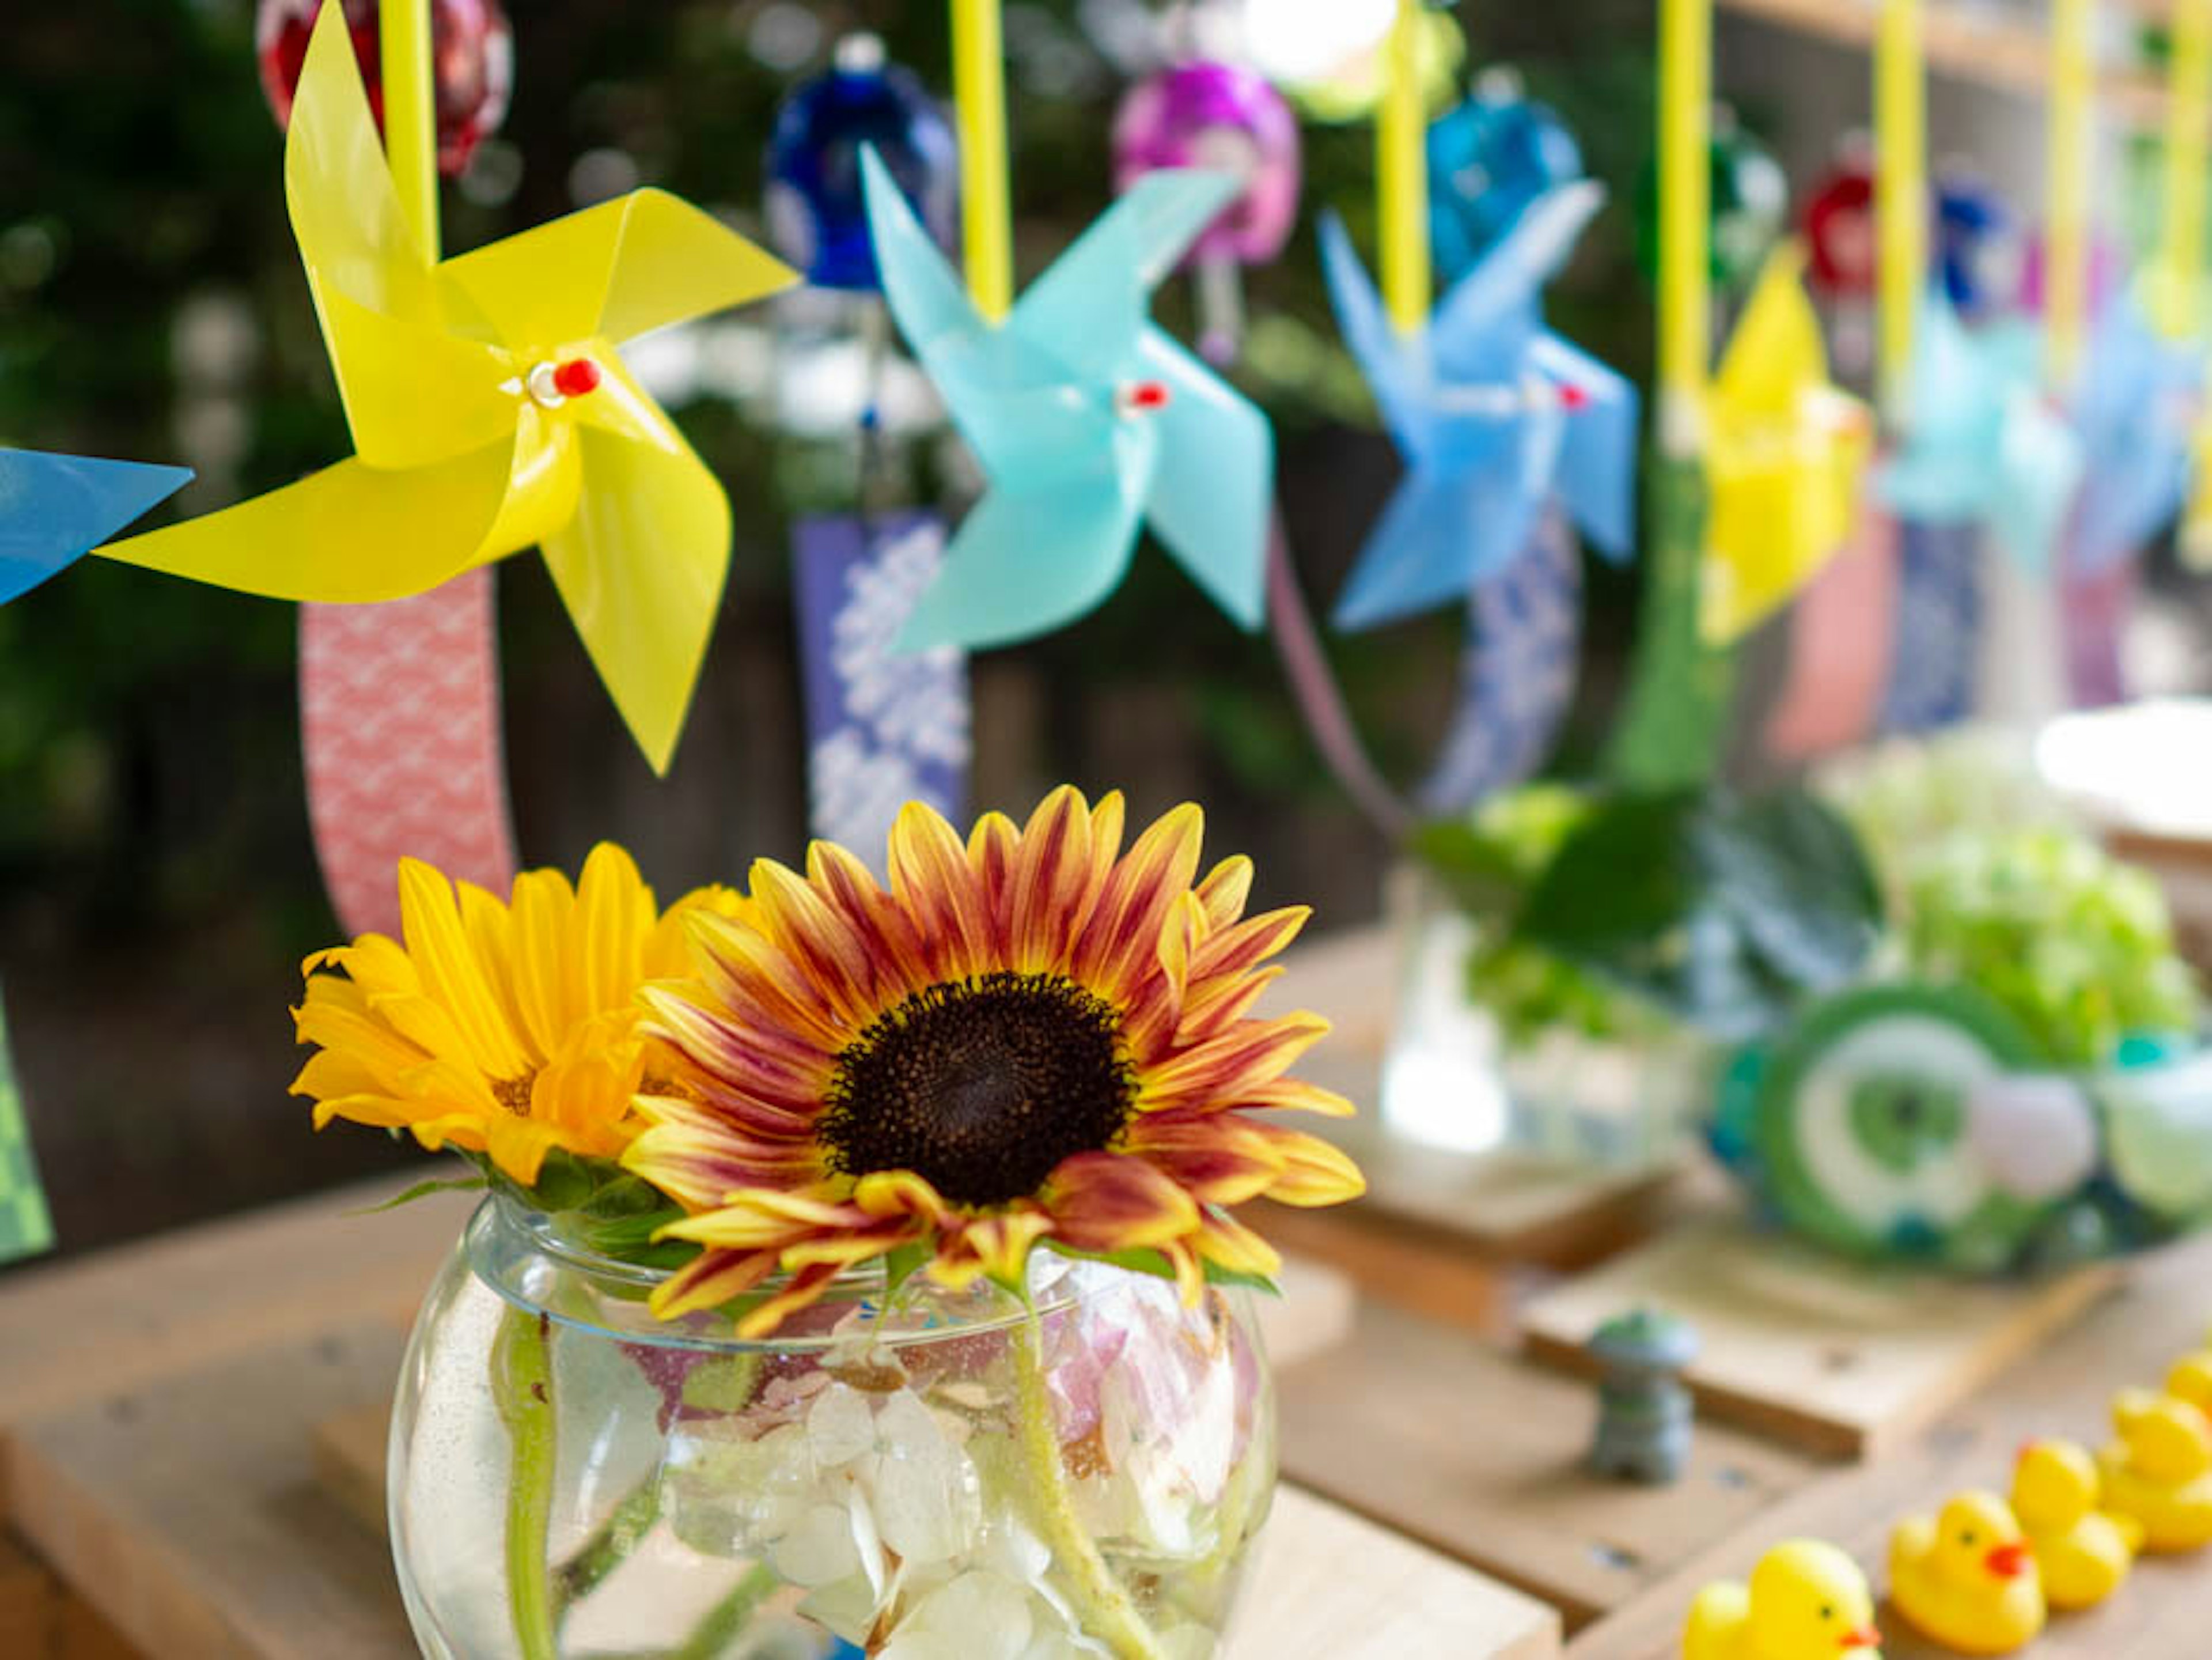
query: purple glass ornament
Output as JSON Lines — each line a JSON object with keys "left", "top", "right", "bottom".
{"left": 767, "top": 35, "right": 957, "bottom": 293}
{"left": 1113, "top": 60, "right": 1301, "bottom": 267}
{"left": 1112, "top": 60, "right": 1300, "bottom": 363}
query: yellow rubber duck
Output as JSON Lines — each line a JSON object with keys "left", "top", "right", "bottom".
{"left": 2099, "top": 1387, "right": 2212, "bottom": 1552}
{"left": 1888, "top": 1490, "right": 2044, "bottom": 1655}
{"left": 2010, "top": 1438, "right": 2141, "bottom": 1609}
{"left": 2164, "top": 1348, "right": 2212, "bottom": 1417}
{"left": 1684, "top": 1538, "right": 1881, "bottom": 1660}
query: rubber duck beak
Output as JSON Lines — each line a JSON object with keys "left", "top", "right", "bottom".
{"left": 1839, "top": 1625, "right": 1881, "bottom": 1649}
{"left": 1986, "top": 1541, "right": 2031, "bottom": 1579}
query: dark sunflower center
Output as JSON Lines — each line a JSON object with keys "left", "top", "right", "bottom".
{"left": 820, "top": 970, "right": 1136, "bottom": 1207}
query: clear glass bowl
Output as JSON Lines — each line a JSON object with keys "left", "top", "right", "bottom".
{"left": 390, "top": 1195, "right": 1277, "bottom": 1659}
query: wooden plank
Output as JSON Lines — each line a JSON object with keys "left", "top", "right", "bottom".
{"left": 0, "top": 1532, "right": 143, "bottom": 1659}
{"left": 1567, "top": 1235, "right": 2212, "bottom": 1658}
{"left": 8, "top": 1326, "right": 414, "bottom": 1660}
{"left": 1520, "top": 1220, "right": 2118, "bottom": 1460}
{"left": 1719, "top": 0, "right": 2175, "bottom": 131}
{"left": 1278, "top": 1301, "right": 1819, "bottom": 1630}
{"left": 0, "top": 1170, "right": 475, "bottom": 1444}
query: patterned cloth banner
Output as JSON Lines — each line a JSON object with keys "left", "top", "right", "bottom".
{"left": 1418, "top": 514, "right": 1584, "bottom": 816}
{"left": 0, "top": 986, "right": 54, "bottom": 1264}
{"left": 300, "top": 570, "right": 520, "bottom": 940}
{"left": 2061, "top": 550, "right": 2139, "bottom": 709}
{"left": 793, "top": 513, "right": 971, "bottom": 857}
{"left": 1878, "top": 519, "right": 1983, "bottom": 734}
{"left": 1763, "top": 502, "right": 1901, "bottom": 761}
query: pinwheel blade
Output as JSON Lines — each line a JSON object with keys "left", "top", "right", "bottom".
{"left": 897, "top": 471, "right": 1146, "bottom": 653}
{"left": 284, "top": 2, "right": 510, "bottom": 469}
{"left": 1318, "top": 213, "right": 1419, "bottom": 445}
{"left": 97, "top": 441, "right": 518, "bottom": 601}
{"left": 440, "top": 189, "right": 797, "bottom": 351}
{"left": 1991, "top": 391, "right": 2085, "bottom": 573}
{"left": 1531, "top": 333, "right": 1638, "bottom": 561}
{"left": 1334, "top": 461, "right": 1547, "bottom": 631}
{"left": 0, "top": 451, "right": 192, "bottom": 604}
{"left": 1132, "top": 328, "right": 1271, "bottom": 629}
{"left": 862, "top": 148, "right": 988, "bottom": 377}
{"left": 2069, "top": 298, "right": 2200, "bottom": 574}
{"left": 540, "top": 360, "right": 730, "bottom": 775}
{"left": 1430, "top": 181, "right": 1603, "bottom": 383}
{"left": 1013, "top": 171, "right": 1239, "bottom": 383}
{"left": 1714, "top": 244, "right": 1827, "bottom": 417}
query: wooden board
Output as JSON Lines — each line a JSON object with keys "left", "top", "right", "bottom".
{"left": 1278, "top": 1300, "right": 1819, "bottom": 1631}
{"left": 1519, "top": 1220, "right": 2119, "bottom": 1460}
{"left": 1566, "top": 1236, "right": 2212, "bottom": 1658}
{"left": 0, "top": 1531, "right": 140, "bottom": 1659}
{"left": 312, "top": 1394, "right": 1559, "bottom": 1660}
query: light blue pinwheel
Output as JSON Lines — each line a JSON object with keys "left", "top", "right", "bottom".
{"left": 1319, "top": 180, "right": 1637, "bottom": 632}
{"left": 1, "top": 449, "right": 191, "bottom": 606}
{"left": 859, "top": 149, "right": 1272, "bottom": 652}
{"left": 2068, "top": 296, "right": 2205, "bottom": 576}
{"left": 1876, "top": 294, "right": 2083, "bottom": 574}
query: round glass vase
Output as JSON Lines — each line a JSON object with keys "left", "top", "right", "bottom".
{"left": 390, "top": 1194, "right": 1278, "bottom": 1660}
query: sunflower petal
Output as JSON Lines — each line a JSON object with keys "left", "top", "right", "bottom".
{"left": 736, "top": 1262, "right": 844, "bottom": 1339}
{"left": 932, "top": 1207, "right": 1054, "bottom": 1290}
{"left": 651, "top": 1245, "right": 780, "bottom": 1320}
{"left": 1194, "top": 1209, "right": 1283, "bottom": 1277}
{"left": 1139, "top": 1011, "right": 1331, "bottom": 1111}
{"left": 1043, "top": 1151, "right": 1201, "bottom": 1252}
{"left": 1123, "top": 1110, "right": 1287, "bottom": 1205}
{"left": 1009, "top": 785, "right": 1099, "bottom": 973}
{"left": 888, "top": 799, "right": 991, "bottom": 981}
{"left": 1071, "top": 801, "right": 1205, "bottom": 1005}
{"left": 1194, "top": 855, "right": 1254, "bottom": 933}
{"left": 1251, "top": 1121, "right": 1369, "bottom": 1205}
{"left": 397, "top": 859, "right": 532, "bottom": 1077}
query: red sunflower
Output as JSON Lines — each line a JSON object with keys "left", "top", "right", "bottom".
{"left": 623, "top": 786, "right": 1365, "bottom": 1336}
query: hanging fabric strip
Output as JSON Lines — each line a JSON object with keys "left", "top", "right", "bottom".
{"left": 1417, "top": 513, "right": 1584, "bottom": 815}
{"left": 300, "top": 569, "right": 520, "bottom": 939}
{"left": 1763, "top": 504, "right": 1902, "bottom": 760}
{"left": 2060, "top": 551, "right": 2138, "bottom": 709}
{"left": 1267, "top": 508, "right": 1586, "bottom": 839}
{"left": 794, "top": 512, "right": 972, "bottom": 856}
{"left": 0, "top": 985, "right": 54, "bottom": 1264}
{"left": 1878, "top": 519, "right": 1983, "bottom": 733}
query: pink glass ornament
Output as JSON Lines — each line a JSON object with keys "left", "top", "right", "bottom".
{"left": 1113, "top": 60, "right": 1301, "bottom": 362}
{"left": 256, "top": 0, "right": 513, "bottom": 177}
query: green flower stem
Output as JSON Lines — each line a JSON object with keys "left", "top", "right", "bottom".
{"left": 1010, "top": 1305, "right": 1165, "bottom": 1660}
{"left": 552, "top": 1474, "right": 662, "bottom": 1616}
{"left": 668, "top": 1561, "right": 779, "bottom": 1660}
{"left": 493, "top": 1306, "right": 561, "bottom": 1660}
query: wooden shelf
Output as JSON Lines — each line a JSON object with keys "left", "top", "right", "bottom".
{"left": 1721, "top": 0, "right": 2174, "bottom": 133}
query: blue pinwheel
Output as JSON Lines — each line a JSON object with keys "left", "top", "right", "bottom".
{"left": 859, "top": 148, "right": 1272, "bottom": 652}
{"left": 1319, "top": 180, "right": 1637, "bottom": 632}
{"left": 1876, "top": 295, "right": 2082, "bottom": 574}
{"left": 1, "top": 449, "right": 191, "bottom": 605}
{"left": 2068, "top": 296, "right": 2204, "bottom": 576}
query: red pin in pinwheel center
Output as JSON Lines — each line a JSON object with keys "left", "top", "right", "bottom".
{"left": 1556, "top": 381, "right": 1592, "bottom": 412}
{"left": 1116, "top": 379, "right": 1173, "bottom": 416}
{"left": 525, "top": 357, "right": 604, "bottom": 408}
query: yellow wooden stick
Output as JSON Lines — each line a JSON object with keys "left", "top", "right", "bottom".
{"left": 2046, "top": 0, "right": 2094, "bottom": 387}
{"left": 1378, "top": 0, "right": 1432, "bottom": 336}
{"left": 1658, "top": 0, "right": 1713, "bottom": 453}
{"left": 380, "top": 0, "right": 440, "bottom": 262}
{"left": 952, "top": 0, "right": 1014, "bottom": 322}
{"left": 1876, "top": 0, "right": 1926, "bottom": 421}
{"left": 2157, "top": 0, "right": 2212, "bottom": 338}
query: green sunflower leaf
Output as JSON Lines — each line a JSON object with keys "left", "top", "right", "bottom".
{"left": 346, "top": 1172, "right": 490, "bottom": 1215}
{"left": 880, "top": 1239, "right": 931, "bottom": 1297}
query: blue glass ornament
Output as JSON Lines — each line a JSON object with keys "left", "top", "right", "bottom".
{"left": 1427, "top": 76, "right": 1583, "bottom": 287}
{"left": 1936, "top": 169, "right": 2018, "bottom": 318}
{"left": 766, "top": 35, "right": 957, "bottom": 293}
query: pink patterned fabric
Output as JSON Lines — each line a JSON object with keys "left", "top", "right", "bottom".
{"left": 1763, "top": 502, "right": 1902, "bottom": 761}
{"left": 300, "top": 568, "right": 518, "bottom": 939}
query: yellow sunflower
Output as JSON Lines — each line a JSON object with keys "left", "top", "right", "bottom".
{"left": 624, "top": 787, "right": 1366, "bottom": 1337}
{"left": 292, "top": 844, "right": 734, "bottom": 1186}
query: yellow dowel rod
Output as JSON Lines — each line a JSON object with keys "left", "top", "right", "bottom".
{"left": 952, "top": 0, "right": 1014, "bottom": 322}
{"left": 380, "top": 0, "right": 440, "bottom": 263}
{"left": 1876, "top": 0, "right": 1926, "bottom": 419}
{"left": 2045, "top": 0, "right": 2093, "bottom": 387}
{"left": 1378, "top": 0, "right": 1432, "bottom": 336}
{"left": 2158, "top": 0, "right": 2212, "bottom": 338}
{"left": 1658, "top": 0, "right": 1713, "bottom": 444}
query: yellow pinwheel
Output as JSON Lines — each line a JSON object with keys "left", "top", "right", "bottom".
{"left": 101, "top": 4, "right": 795, "bottom": 772}
{"left": 1699, "top": 243, "right": 1874, "bottom": 643}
